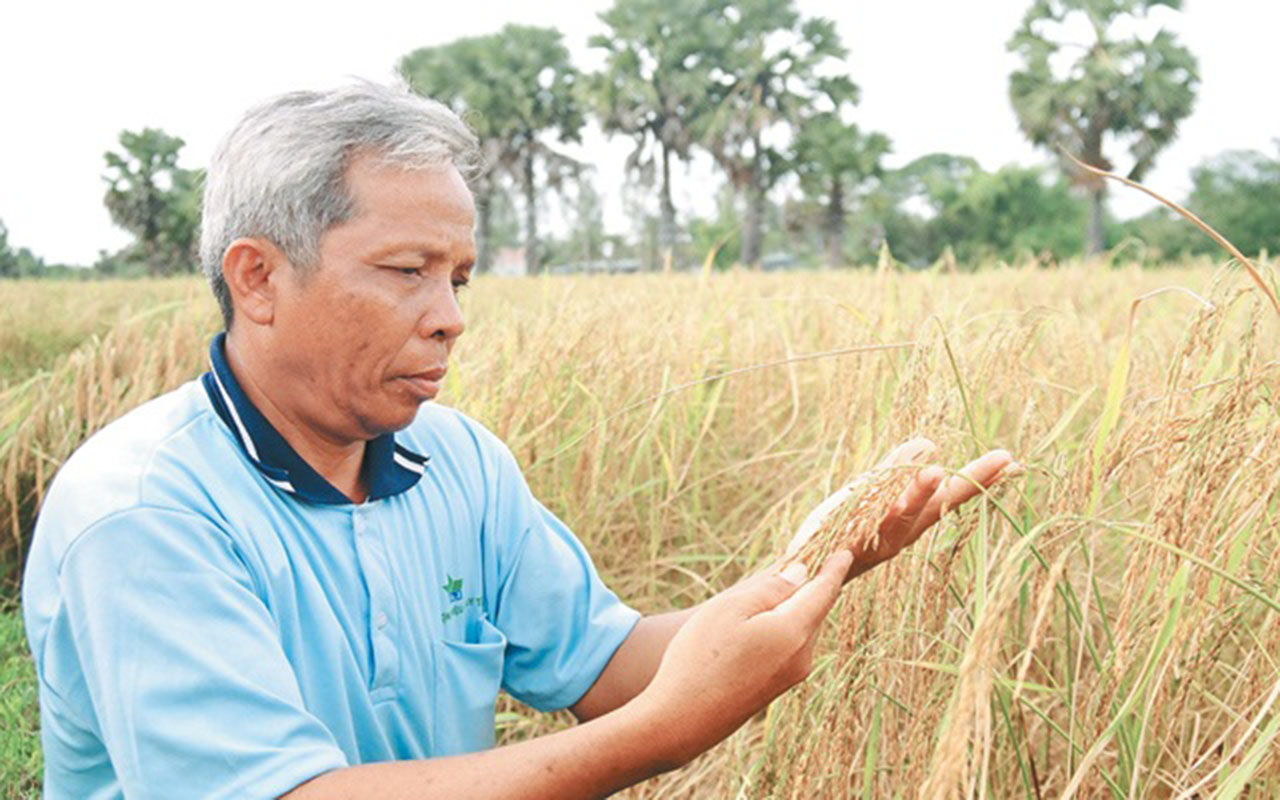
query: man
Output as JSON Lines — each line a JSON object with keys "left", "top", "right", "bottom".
{"left": 23, "top": 83, "right": 1011, "bottom": 798}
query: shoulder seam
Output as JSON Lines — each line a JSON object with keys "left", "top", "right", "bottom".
{"left": 134, "top": 398, "right": 226, "bottom": 506}
{"left": 55, "top": 503, "right": 233, "bottom": 577}
{"left": 50, "top": 389, "right": 230, "bottom": 569}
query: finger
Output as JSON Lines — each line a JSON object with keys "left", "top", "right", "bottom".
{"left": 770, "top": 549, "right": 853, "bottom": 627}
{"left": 733, "top": 560, "right": 811, "bottom": 618}
{"left": 798, "top": 572, "right": 847, "bottom": 658}
{"left": 912, "top": 449, "right": 1015, "bottom": 534}
{"left": 877, "top": 464, "right": 946, "bottom": 547}
{"left": 938, "top": 449, "right": 1015, "bottom": 512}
{"left": 875, "top": 437, "right": 938, "bottom": 470}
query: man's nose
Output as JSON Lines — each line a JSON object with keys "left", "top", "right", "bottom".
{"left": 417, "top": 280, "right": 466, "bottom": 342}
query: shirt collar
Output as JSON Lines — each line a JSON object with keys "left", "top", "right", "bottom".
{"left": 200, "top": 332, "right": 429, "bottom": 505}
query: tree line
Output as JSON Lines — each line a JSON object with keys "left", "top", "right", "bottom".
{"left": 4, "top": 0, "right": 1278, "bottom": 279}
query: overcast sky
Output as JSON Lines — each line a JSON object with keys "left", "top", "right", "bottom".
{"left": 2, "top": 0, "right": 1276, "bottom": 265}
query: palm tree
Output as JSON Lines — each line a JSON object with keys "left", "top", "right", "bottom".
{"left": 1008, "top": 0, "right": 1198, "bottom": 256}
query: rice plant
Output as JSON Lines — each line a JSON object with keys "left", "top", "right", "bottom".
{"left": 1, "top": 258, "right": 1276, "bottom": 797}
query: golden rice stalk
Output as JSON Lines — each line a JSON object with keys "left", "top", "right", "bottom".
{"left": 781, "top": 463, "right": 917, "bottom": 571}
{"left": 1061, "top": 149, "right": 1280, "bottom": 318}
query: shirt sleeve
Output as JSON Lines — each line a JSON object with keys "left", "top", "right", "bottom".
{"left": 485, "top": 444, "right": 642, "bottom": 712}
{"left": 51, "top": 506, "right": 348, "bottom": 800}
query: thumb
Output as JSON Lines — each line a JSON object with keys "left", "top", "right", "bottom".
{"left": 770, "top": 549, "right": 853, "bottom": 627}
{"left": 730, "top": 560, "right": 811, "bottom": 617}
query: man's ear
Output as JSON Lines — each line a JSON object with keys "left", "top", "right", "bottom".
{"left": 222, "top": 238, "right": 288, "bottom": 326}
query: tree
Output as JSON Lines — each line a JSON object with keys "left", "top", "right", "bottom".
{"left": 857, "top": 155, "right": 1086, "bottom": 266}
{"left": 102, "top": 128, "right": 201, "bottom": 275}
{"left": 937, "top": 165, "right": 1087, "bottom": 263}
{"left": 698, "top": 0, "right": 857, "bottom": 267}
{"left": 866, "top": 154, "right": 982, "bottom": 266}
{"left": 1185, "top": 147, "right": 1280, "bottom": 258}
{"left": 1126, "top": 146, "right": 1280, "bottom": 261}
{"left": 1008, "top": 0, "right": 1198, "bottom": 256}
{"left": 588, "top": 0, "right": 723, "bottom": 270}
{"left": 400, "top": 25, "right": 584, "bottom": 274}
{"left": 545, "top": 174, "right": 608, "bottom": 268}
{"left": 0, "top": 220, "right": 63, "bottom": 277}
{"left": 0, "top": 220, "right": 19, "bottom": 277}
{"left": 686, "top": 182, "right": 743, "bottom": 270}
{"left": 567, "top": 175, "right": 607, "bottom": 265}
{"left": 789, "top": 112, "right": 890, "bottom": 267}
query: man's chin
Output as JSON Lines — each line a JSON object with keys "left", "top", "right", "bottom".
{"left": 359, "top": 401, "right": 429, "bottom": 438}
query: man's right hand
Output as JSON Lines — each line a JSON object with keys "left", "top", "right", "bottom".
{"left": 283, "top": 551, "right": 853, "bottom": 799}
{"left": 629, "top": 548, "right": 854, "bottom": 768}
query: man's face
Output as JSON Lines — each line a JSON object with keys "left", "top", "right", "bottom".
{"left": 268, "top": 155, "right": 475, "bottom": 442}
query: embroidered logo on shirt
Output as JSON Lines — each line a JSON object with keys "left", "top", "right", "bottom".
{"left": 440, "top": 575, "right": 483, "bottom": 624}
{"left": 443, "top": 575, "right": 464, "bottom": 602}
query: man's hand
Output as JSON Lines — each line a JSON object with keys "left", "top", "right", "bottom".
{"left": 574, "top": 438, "right": 1016, "bottom": 726}
{"left": 628, "top": 549, "right": 854, "bottom": 768}
{"left": 786, "top": 438, "right": 1016, "bottom": 579}
{"left": 621, "top": 439, "right": 1014, "bottom": 767}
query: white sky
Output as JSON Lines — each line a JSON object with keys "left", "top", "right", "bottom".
{"left": 1, "top": 0, "right": 1276, "bottom": 265}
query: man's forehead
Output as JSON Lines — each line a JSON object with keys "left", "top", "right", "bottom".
{"left": 343, "top": 156, "right": 476, "bottom": 227}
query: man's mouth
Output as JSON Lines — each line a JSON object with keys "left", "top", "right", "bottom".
{"left": 397, "top": 367, "right": 448, "bottom": 398}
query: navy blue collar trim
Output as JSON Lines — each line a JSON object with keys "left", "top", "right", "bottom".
{"left": 201, "top": 332, "right": 429, "bottom": 505}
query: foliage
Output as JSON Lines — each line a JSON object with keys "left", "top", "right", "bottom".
{"left": 101, "top": 128, "right": 202, "bottom": 276}
{"left": 399, "top": 25, "right": 584, "bottom": 274}
{"left": 1183, "top": 147, "right": 1280, "bottom": 257}
{"left": 865, "top": 154, "right": 984, "bottom": 265}
{"left": 686, "top": 183, "right": 743, "bottom": 270}
{"left": 888, "top": 152, "right": 983, "bottom": 213}
{"left": 588, "top": 0, "right": 725, "bottom": 268}
{"left": 936, "top": 164, "right": 1087, "bottom": 263}
{"left": 0, "top": 606, "right": 40, "bottom": 799}
{"left": 565, "top": 175, "right": 608, "bottom": 265}
{"left": 697, "top": 0, "right": 857, "bottom": 267}
{"left": 855, "top": 154, "right": 1086, "bottom": 266}
{"left": 1121, "top": 206, "right": 1201, "bottom": 263}
{"left": 1008, "top": 0, "right": 1198, "bottom": 255}
{"left": 0, "top": 222, "right": 47, "bottom": 279}
{"left": 788, "top": 112, "right": 891, "bottom": 266}
{"left": 14, "top": 9, "right": 1217, "bottom": 279}
{"left": 91, "top": 246, "right": 154, "bottom": 277}
{"left": 0, "top": 224, "right": 86, "bottom": 279}
{"left": 1123, "top": 146, "right": 1280, "bottom": 261}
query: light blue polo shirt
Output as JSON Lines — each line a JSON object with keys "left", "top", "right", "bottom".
{"left": 22, "top": 333, "right": 641, "bottom": 799}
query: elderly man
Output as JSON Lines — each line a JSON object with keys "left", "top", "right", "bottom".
{"left": 23, "top": 83, "right": 1010, "bottom": 799}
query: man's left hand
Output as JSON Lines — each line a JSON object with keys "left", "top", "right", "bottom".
{"left": 785, "top": 437, "right": 1016, "bottom": 580}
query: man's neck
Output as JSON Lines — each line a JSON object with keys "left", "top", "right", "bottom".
{"left": 225, "top": 333, "right": 369, "bottom": 503}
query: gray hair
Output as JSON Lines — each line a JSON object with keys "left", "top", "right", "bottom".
{"left": 199, "top": 82, "right": 480, "bottom": 327}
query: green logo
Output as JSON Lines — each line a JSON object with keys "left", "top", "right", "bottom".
{"left": 440, "top": 573, "right": 482, "bottom": 624}
{"left": 443, "top": 575, "right": 464, "bottom": 602}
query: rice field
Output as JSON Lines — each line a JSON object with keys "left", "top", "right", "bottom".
{"left": 1, "top": 260, "right": 1278, "bottom": 797}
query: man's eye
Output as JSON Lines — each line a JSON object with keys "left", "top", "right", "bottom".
{"left": 452, "top": 278, "right": 470, "bottom": 292}
{"left": 378, "top": 265, "right": 421, "bottom": 277}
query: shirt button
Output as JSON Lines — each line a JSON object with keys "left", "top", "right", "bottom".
{"left": 375, "top": 612, "right": 389, "bottom": 629}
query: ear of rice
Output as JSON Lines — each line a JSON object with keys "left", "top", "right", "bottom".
{"left": 782, "top": 464, "right": 916, "bottom": 572}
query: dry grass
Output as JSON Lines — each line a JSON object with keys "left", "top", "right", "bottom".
{"left": 1, "top": 260, "right": 1278, "bottom": 797}
{"left": 0, "top": 279, "right": 204, "bottom": 389}
{"left": 0, "top": 290, "right": 219, "bottom": 585}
